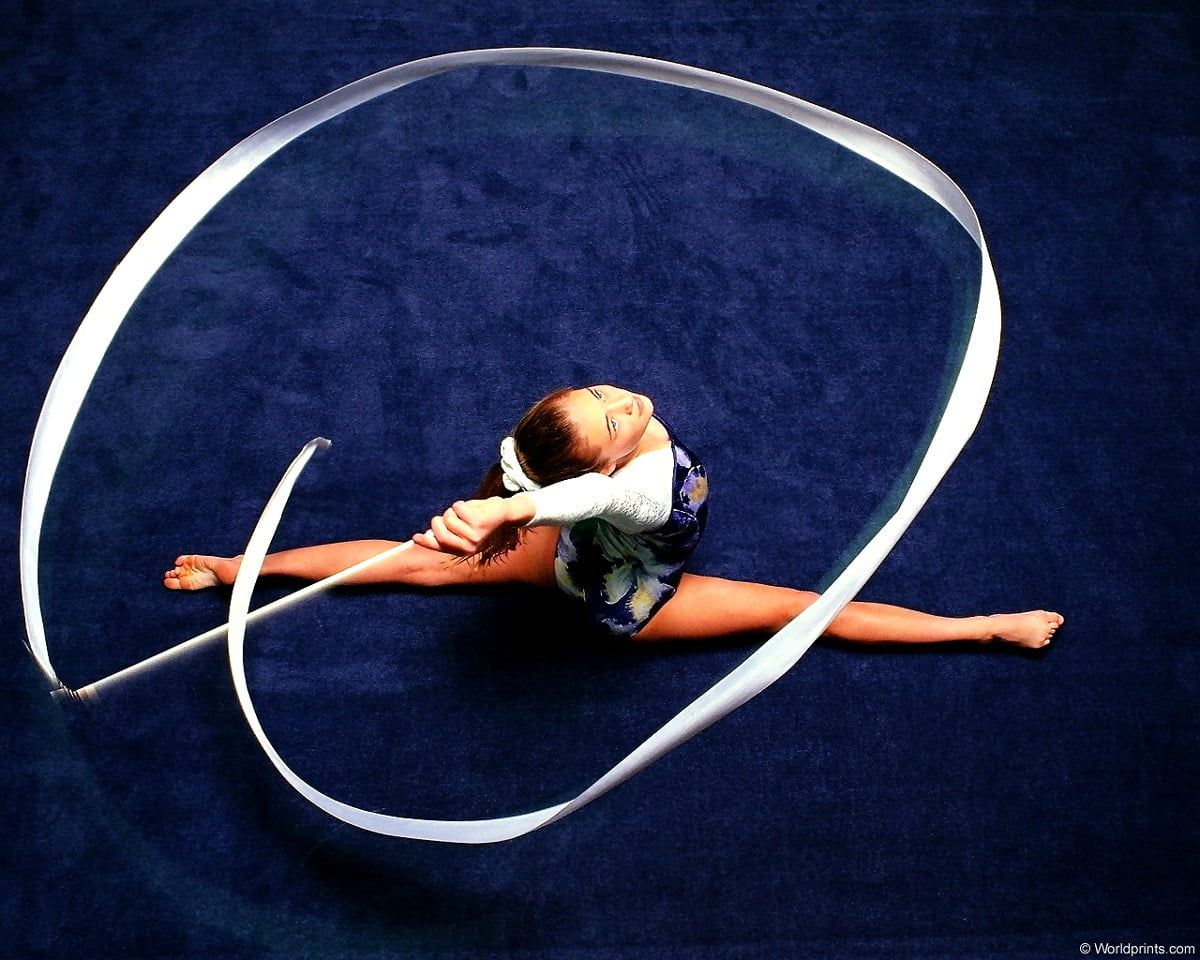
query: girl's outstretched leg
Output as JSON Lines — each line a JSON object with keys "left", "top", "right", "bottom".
{"left": 633, "top": 574, "right": 1063, "bottom": 649}
{"left": 824, "top": 597, "right": 1063, "bottom": 648}
{"left": 164, "top": 527, "right": 562, "bottom": 591}
{"left": 165, "top": 540, "right": 405, "bottom": 589}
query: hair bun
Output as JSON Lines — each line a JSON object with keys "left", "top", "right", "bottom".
{"left": 499, "top": 435, "right": 541, "bottom": 492}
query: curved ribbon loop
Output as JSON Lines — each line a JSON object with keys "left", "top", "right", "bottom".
{"left": 21, "top": 48, "right": 999, "bottom": 841}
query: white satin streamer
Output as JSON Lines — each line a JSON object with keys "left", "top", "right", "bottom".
{"left": 20, "top": 48, "right": 999, "bottom": 842}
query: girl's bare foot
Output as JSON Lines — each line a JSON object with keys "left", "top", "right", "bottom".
{"left": 163, "top": 555, "right": 240, "bottom": 591}
{"left": 983, "top": 610, "right": 1064, "bottom": 649}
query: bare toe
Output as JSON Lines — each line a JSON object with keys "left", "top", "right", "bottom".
{"left": 163, "top": 554, "right": 225, "bottom": 591}
{"left": 988, "top": 611, "right": 1061, "bottom": 650}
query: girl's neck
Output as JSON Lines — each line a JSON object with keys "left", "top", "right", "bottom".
{"left": 612, "top": 417, "right": 670, "bottom": 471}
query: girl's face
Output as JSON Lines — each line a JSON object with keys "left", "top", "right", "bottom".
{"left": 563, "top": 384, "right": 654, "bottom": 473}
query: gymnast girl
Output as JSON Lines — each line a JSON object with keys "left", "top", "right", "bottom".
{"left": 164, "top": 384, "right": 1063, "bottom": 648}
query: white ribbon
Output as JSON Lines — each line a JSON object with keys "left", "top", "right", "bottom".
{"left": 20, "top": 48, "right": 999, "bottom": 842}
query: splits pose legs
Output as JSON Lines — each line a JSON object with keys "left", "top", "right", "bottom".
{"left": 163, "top": 528, "right": 1063, "bottom": 649}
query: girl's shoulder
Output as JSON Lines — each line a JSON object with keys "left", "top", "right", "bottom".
{"left": 613, "top": 444, "right": 673, "bottom": 480}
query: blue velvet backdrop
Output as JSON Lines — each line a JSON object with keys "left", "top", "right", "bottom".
{"left": 3, "top": 2, "right": 1197, "bottom": 958}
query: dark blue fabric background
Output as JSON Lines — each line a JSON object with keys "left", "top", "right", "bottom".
{"left": 3, "top": 2, "right": 1196, "bottom": 957}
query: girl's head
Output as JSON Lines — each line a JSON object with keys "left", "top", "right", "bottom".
{"left": 556, "top": 384, "right": 656, "bottom": 474}
{"left": 467, "top": 383, "right": 655, "bottom": 565}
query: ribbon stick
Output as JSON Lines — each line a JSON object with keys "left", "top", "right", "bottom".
{"left": 21, "top": 49, "right": 999, "bottom": 842}
{"left": 64, "top": 550, "right": 417, "bottom": 702}
{"left": 60, "top": 443, "right": 423, "bottom": 704}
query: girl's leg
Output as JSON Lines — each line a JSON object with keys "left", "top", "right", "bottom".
{"left": 633, "top": 574, "right": 1063, "bottom": 649}
{"left": 164, "top": 527, "right": 562, "bottom": 591}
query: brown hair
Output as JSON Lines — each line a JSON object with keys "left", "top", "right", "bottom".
{"left": 455, "top": 384, "right": 606, "bottom": 567}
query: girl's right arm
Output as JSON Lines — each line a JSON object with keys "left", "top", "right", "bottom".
{"left": 505, "top": 492, "right": 537, "bottom": 526}
{"left": 514, "top": 469, "right": 672, "bottom": 534}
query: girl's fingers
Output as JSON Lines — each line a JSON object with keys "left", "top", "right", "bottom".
{"left": 452, "top": 500, "right": 482, "bottom": 526}
{"left": 431, "top": 515, "right": 475, "bottom": 555}
{"left": 412, "top": 498, "right": 494, "bottom": 554}
{"left": 441, "top": 505, "right": 478, "bottom": 543}
{"left": 413, "top": 530, "right": 440, "bottom": 551}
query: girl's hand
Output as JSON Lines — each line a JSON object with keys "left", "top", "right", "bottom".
{"left": 412, "top": 497, "right": 513, "bottom": 555}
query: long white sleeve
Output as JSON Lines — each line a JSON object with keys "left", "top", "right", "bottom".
{"left": 522, "top": 446, "right": 674, "bottom": 534}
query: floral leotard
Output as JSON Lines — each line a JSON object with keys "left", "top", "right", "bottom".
{"left": 550, "top": 413, "right": 709, "bottom": 637}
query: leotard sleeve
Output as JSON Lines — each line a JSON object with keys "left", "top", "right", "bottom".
{"left": 521, "top": 446, "right": 674, "bottom": 534}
